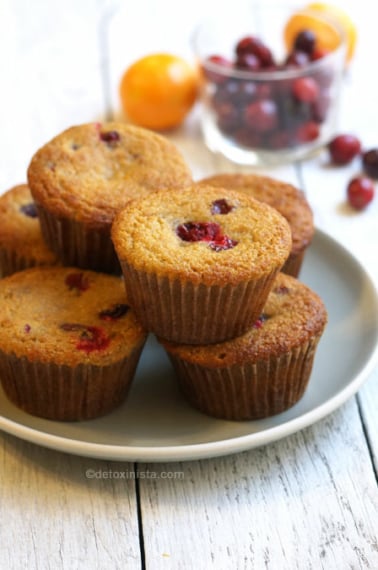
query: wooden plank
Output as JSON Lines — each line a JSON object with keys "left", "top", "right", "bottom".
{"left": 0, "top": 433, "right": 142, "bottom": 568}
{"left": 138, "top": 400, "right": 378, "bottom": 570}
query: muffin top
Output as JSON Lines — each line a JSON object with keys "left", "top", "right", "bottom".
{"left": 112, "top": 184, "right": 292, "bottom": 286}
{"left": 0, "top": 267, "right": 147, "bottom": 366}
{"left": 27, "top": 122, "right": 192, "bottom": 228}
{"left": 162, "top": 272, "right": 327, "bottom": 365}
{"left": 0, "top": 184, "right": 57, "bottom": 265}
{"left": 198, "top": 173, "right": 314, "bottom": 255}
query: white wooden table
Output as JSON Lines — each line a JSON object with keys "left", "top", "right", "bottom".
{"left": 0, "top": 1, "right": 377, "bottom": 568}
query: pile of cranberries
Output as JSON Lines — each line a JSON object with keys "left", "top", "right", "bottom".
{"left": 203, "top": 29, "right": 336, "bottom": 151}
{"left": 327, "top": 134, "right": 377, "bottom": 210}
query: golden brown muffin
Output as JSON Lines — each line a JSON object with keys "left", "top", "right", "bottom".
{"left": 0, "top": 184, "right": 57, "bottom": 277}
{"left": 0, "top": 266, "right": 147, "bottom": 420}
{"left": 161, "top": 272, "right": 327, "bottom": 420}
{"left": 27, "top": 122, "right": 192, "bottom": 273}
{"left": 112, "top": 184, "right": 292, "bottom": 344}
{"left": 197, "top": 173, "right": 314, "bottom": 277}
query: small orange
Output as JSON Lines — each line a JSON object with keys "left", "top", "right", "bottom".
{"left": 284, "top": 9, "right": 342, "bottom": 55}
{"left": 119, "top": 53, "right": 199, "bottom": 131}
{"left": 306, "top": 3, "right": 357, "bottom": 62}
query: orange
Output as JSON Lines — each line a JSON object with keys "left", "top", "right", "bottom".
{"left": 119, "top": 53, "right": 199, "bottom": 131}
{"left": 306, "top": 3, "right": 357, "bottom": 62}
{"left": 284, "top": 9, "right": 342, "bottom": 55}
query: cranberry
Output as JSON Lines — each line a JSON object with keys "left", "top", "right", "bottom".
{"left": 24, "top": 324, "right": 31, "bottom": 333}
{"left": 177, "top": 222, "right": 220, "bottom": 242}
{"left": 362, "top": 148, "right": 378, "bottom": 179}
{"left": 234, "top": 128, "right": 262, "bottom": 148}
{"left": 204, "top": 55, "right": 233, "bottom": 83}
{"left": 292, "top": 77, "right": 319, "bottom": 103}
{"left": 253, "top": 313, "right": 269, "bottom": 329}
{"left": 211, "top": 199, "right": 234, "bottom": 214}
{"left": 100, "top": 130, "right": 120, "bottom": 144}
{"left": 176, "top": 221, "right": 237, "bottom": 251}
{"left": 295, "top": 121, "right": 320, "bottom": 143}
{"left": 274, "top": 285, "right": 290, "bottom": 295}
{"left": 235, "top": 36, "right": 275, "bottom": 67}
{"left": 285, "top": 50, "right": 311, "bottom": 67}
{"left": 216, "top": 102, "right": 241, "bottom": 133}
{"left": 244, "top": 99, "right": 278, "bottom": 132}
{"left": 60, "top": 323, "right": 110, "bottom": 352}
{"left": 20, "top": 203, "right": 38, "bottom": 218}
{"left": 235, "top": 52, "right": 261, "bottom": 71}
{"left": 312, "top": 92, "right": 331, "bottom": 123}
{"left": 65, "top": 272, "right": 90, "bottom": 292}
{"left": 99, "top": 304, "right": 129, "bottom": 321}
{"left": 311, "top": 47, "right": 331, "bottom": 61}
{"left": 328, "top": 134, "right": 362, "bottom": 165}
{"left": 293, "top": 30, "right": 316, "bottom": 55}
{"left": 347, "top": 177, "right": 375, "bottom": 210}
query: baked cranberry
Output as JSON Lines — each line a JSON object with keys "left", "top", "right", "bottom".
{"left": 244, "top": 99, "right": 278, "bottom": 132}
{"left": 328, "top": 134, "right": 361, "bottom": 165}
{"left": 292, "top": 77, "right": 319, "bottom": 103}
{"left": 293, "top": 30, "right": 316, "bottom": 55}
{"left": 177, "top": 222, "right": 220, "bottom": 242}
{"left": 253, "top": 313, "right": 269, "bottom": 328}
{"left": 60, "top": 323, "right": 110, "bottom": 352}
{"left": 100, "top": 130, "right": 120, "bottom": 144}
{"left": 20, "top": 203, "right": 38, "bottom": 218}
{"left": 65, "top": 272, "right": 90, "bottom": 292}
{"left": 176, "top": 221, "right": 237, "bottom": 251}
{"left": 362, "top": 149, "right": 378, "bottom": 179}
{"left": 274, "top": 285, "right": 290, "bottom": 295}
{"left": 99, "top": 304, "right": 129, "bottom": 321}
{"left": 24, "top": 324, "right": 31, "bottom": 333}
{"left": 347, "top": 177, "right": 375, "bottom": 210}
{"left": 211, "top": 199, "right": 234, "bottom": 214}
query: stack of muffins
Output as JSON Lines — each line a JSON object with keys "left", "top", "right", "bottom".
{"left": 0, "top": 121, "right": 327, "bottom": 423}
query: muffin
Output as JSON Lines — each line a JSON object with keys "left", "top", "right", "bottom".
{"left": 112, "top": 184, "right": 292, "bottom": 344}
{"left": 0, "top": 184, "right": 58, "bottom": 277}
{"left": 198, "top": 173, "right": 314, "bottom": 277}
{"left": 161, "top": 272, "right": 327, "bottom": 421}
{"left": 0, "top": 266, "right": 147, "bottom": 421}
{"left": 27, "top": 122, "right": 192, "bottom": 273}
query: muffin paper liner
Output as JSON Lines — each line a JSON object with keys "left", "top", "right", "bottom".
{"left": 120, "top": 261, "right": 281, "bottom": 344}
{"left": 0, "top": 248, "right": 55, "bottom": 278}
{"left": 282, "top": 250, "right": 306, "bottom": 278}
{"left": 0, "top": 342, "right": 145, "bottom": 421}
{"left": 166, "top": 336, "right": 321, "bottom": 420}
{"left": 37, "top": 205, "right": 121, "bottom": 274}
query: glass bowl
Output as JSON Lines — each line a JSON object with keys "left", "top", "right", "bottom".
{"left": 192, "top": 5, "right": 347, "bottom": 166}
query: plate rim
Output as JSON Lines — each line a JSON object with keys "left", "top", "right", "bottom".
{"left": 1, "top": 228, "right": 378, "bottom": 462}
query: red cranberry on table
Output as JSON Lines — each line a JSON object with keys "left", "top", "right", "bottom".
{"left": 362, "top": 148, "right": 378, "bottom": 179}
{"left": 347, "top": 177, "right": 375, "bottom": 210}
{"left": 328, "top": 134, "right": 362, "bottom": 165}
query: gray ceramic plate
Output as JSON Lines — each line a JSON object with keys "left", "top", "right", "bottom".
{"left": 1, "top": 229, "right": 378, "bottom": 462}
